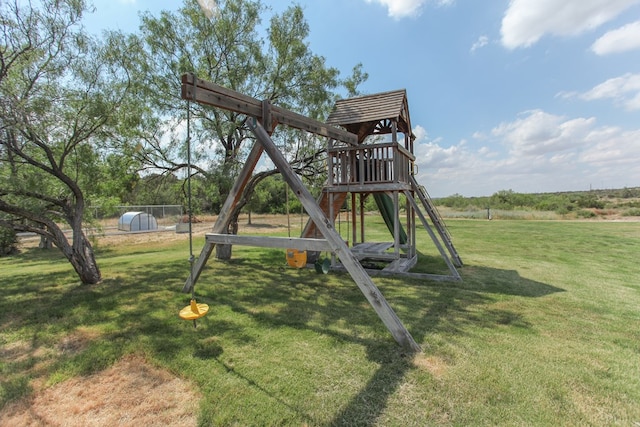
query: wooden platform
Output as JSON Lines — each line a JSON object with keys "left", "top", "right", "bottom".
{"left": 383, "top": 255, "right": 417, "bottom": 273}
{"left": 351, "top": 242, "right": 394, "bottom": 260}
{"left": 348, "top": 242, "right": 416, "bottom": 273}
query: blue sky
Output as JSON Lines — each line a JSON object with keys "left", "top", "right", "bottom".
{"left": 86, "top": 0, "right": 640, "bottom": 196}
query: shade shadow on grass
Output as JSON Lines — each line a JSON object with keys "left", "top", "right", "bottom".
{"left": 1, "top": 244, "right": 564, "bottom": 425}
{"left": 328, "top": 264, "right": 562, "bottom": 426}
{"left": 0, "top": 253, "right": 191, "bottom": 406}
{"left": 188, "top": 248, "right": 563, "bottom": 426}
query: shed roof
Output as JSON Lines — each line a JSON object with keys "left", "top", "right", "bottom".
{"left": 119, "top": 211, "right": 145, "bottom": 222}
{"left": 326, "top": 89, "right": 409, "bottom": 127}
{"left": 326, "top": 89, "right": 414, "bottom": 142}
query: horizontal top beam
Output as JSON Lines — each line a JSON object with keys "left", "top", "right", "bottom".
{"left": 181, "top": 73, "right": 357, "bottom": 145}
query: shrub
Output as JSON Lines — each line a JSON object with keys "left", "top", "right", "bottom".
{"left": 0, "top": 225, "right": 18, "bottom": 256}
{"left": 622, "top": 208, "right": 640, "bottom": 217}
{"left": 621, "top": 187, "right": 640, "bottom": 198}
{"left": 538, "top": 194, "right": 572, "bottom": 212}
{"left": 576, "top": 209, "right": 596, "bottom": 218}
{"left": 576, "top": 194, "right": 605, "bottom": 209}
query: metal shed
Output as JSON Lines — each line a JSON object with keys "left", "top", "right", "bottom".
{"left": 117, "top": 211, "right": 158, "bottom": 232}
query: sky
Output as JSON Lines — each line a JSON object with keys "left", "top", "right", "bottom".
{"left": 84, "top": 0, "right": 640, "bottom": 197}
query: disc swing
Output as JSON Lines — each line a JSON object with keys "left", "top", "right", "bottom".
{"left": 285, "top": 182, "right": 307, "bottom": 268}
{"left": 178, "top": 100, "right": 209, "bottom": 327}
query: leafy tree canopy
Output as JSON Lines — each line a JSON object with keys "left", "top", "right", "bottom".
{"left": 0, "top": 0, "right": 138, "bottom": 283}
{"left": 111, "top": 0, "right": 367, "bottom": 215}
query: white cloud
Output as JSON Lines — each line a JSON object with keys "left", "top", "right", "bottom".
{"left": 412, "top": 110, "right": 640, "bottom": 196}
{"left": 580, "top": 128, "right": 640, "bottom": 166}
{"left": 500, "top": 0, "right": 640, "bottom": 49}
{"left": 364, "top": 0, "right": 453, "bottom": 19}
{"left": 491, "top": 110, "right": 595, "bottom": 156}
{"left": 626, "top": 92, "right": 640, "bottom": 110}
{"left": 413, "top": 124, "right": 429, "bottom": 141}
{"left": 592, "top": 20, "right": 640, "bottom": 54}
{"left": 555, "top": 90, "right": 578, "bottom": 100}
{"left": 196, "top": 0, "right": 219, "bottom": 19}
{"left": 470, "top": 35, "right": 489, "bottom": 53}
{"left": 580, "top": 73, "right": 640, "bottom": 110}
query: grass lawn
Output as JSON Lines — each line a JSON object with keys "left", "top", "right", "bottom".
{"left": 1, "top": 217, "right": 639, "bottom": 426}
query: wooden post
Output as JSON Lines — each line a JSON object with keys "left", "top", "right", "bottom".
{"left": 249, "top": 118, "right": 420, "bottom": 351}
{"left": 351, "top": 192, "right": 357, "bottom": 247}
{"left": 408, "top": 192, "right": 416, "bottom": 258}
{"left": 360, "top": 194, "right": 365, "bottom": 243}
{"left": 392, "top": 121, "right": 399, "bottom": 184}
{"left": 393, "top": 191, "right": 400, "bottom": 258}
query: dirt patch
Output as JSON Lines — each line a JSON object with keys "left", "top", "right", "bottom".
{"left": 0, "top": 340, "right": 49, "bottom": 364}
{"left": 412, "top": 353, "right": 448, "bottom": 379}
{"left": 0, "top": 355, "right": 200, "bottom": 427}
{"left": 57, "top": 327, "right": 102, "bottom": 355}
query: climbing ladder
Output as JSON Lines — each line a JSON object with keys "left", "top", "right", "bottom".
{"left": 409, "top": 176, "right": 463, "bottom": 268}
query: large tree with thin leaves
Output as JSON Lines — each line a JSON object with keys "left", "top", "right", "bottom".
{"left": 114, "top": 0, "right": 366, "bottom": 255}
{"left": 0, "top": 0, "right": 135, "bottom": 284}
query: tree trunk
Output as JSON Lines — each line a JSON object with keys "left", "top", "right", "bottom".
{"left": 215, "top": 243, "right": 232, "bottom": 260}
{"left": 39, "top": 234, "right": 53, "bottom": 249}
{"left": 48, "top": 221, "right": 102, "bottom": 285}
{"left": 215, "top": 216, "right": 238, "bottom": 260}
{"left": 213, "top": 169, "right": 278, "bottom": 261}
{"left": 38, "top": 223, "right": 53, "bottom": 249}
{"left": 66, "top": 234, "right": 101, "bottom": 284}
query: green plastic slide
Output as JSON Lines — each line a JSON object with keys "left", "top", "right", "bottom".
{"left": 373, "top": 193, "right": 407, "bottom": 244}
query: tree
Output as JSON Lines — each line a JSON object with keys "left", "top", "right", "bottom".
{"left": 112, "top": 0, "right": 366, "bottom": 257}
{"left": 0, "top": 223, "right": 17, "bottom": 255}
{"left": 0, "top": 0, "right": 133, "bottom": 284}
{"left": 128, "top": 173, "right": 183, "bottom": 207}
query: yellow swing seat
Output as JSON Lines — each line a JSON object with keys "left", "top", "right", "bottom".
{"left": 286, "top": 248, "right": 307, "bottom": 268}
{"left": 179, "top": 299, "right": 209, "bottom": 320}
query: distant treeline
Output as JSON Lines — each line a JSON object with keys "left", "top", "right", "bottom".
{"left": 435, "top": 187, "right": 640, "bottom": 215}
{"left": 94, "top": 170, "right": 640, "bottom": 218}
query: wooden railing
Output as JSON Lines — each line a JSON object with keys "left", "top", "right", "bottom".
{"left": 328, "top": 142, "right": 415, "bottom": 187}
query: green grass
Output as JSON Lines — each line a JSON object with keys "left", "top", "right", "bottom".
{"left": 1, "top": 219, "right": 639, "bottom": 426}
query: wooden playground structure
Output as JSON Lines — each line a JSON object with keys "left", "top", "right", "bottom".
{"left": 180, "top": 73, "right": 463, "bottom": 350}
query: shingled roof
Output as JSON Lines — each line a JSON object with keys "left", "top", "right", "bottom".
{"left": 326, "top": 89, "right": 413, "bottom": 141}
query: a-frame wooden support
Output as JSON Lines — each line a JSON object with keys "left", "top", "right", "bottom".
{"left": 250, "top": 120, "right": 419, "bottom": 350}
{"left": 182, "top": 141, "right": 265, "bottom": 294}
{"left": 181, "top": 73, "right": 420, "bottom": 351}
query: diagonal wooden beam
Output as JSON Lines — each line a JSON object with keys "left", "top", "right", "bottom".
{"left": 248, "top": 118, "right": 420, "bottom": 352}
{"left": 404, "top": 189, "right": 460, "bottom": 280}
{"left": 182, "top": 141, "right": 264, "bottom": 293}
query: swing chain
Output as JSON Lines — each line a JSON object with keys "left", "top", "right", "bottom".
{"left": 178, "top": 99, "right": 209, "bottom": 327}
